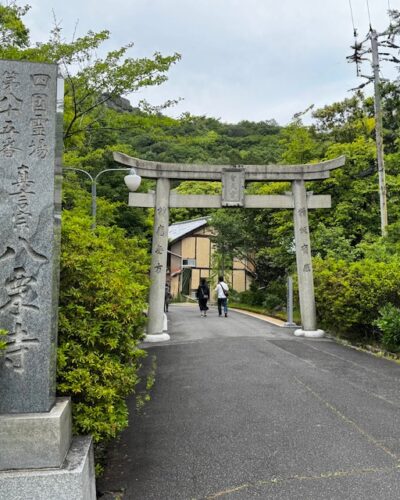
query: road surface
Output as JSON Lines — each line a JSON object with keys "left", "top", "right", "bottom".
{"left": 98, "top": 304, "right": 400, "bottom": 499}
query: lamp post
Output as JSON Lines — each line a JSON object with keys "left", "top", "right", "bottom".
{"left": 63, "top": 167, "right": 141, "bottom": 228}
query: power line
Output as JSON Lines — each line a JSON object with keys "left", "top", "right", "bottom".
{"left": 348, "top": 0, "right": 363, "bottom": 76}
{"left": 348, "top": 0, "right": 357, "bottom": 36}
{"left": 366, "top": 0, "right": 372, "bottom": 28}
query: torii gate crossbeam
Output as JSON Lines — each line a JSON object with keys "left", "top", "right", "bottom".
{"left": 114, "top": 153, "right": 345, "bottom": 340}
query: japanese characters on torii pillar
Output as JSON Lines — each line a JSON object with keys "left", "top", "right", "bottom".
{"left": 114, "top": 152, "right": 345, "bottom": 340}
{"left": 148, "top": 179, "right": 170, "bottom": 337}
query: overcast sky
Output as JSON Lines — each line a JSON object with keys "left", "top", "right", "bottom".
{"left": 27, "top": 0, "right": 398, "bottom": 125}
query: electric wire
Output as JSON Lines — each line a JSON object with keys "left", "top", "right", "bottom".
{"left": 348, "top": 0, "right": 357, "bottom": 36}
{"left": 348, "top": 0, "right": 362, "bottom": 76}
{"left": 366, "top": 0, "right": 372, "bottom": 29}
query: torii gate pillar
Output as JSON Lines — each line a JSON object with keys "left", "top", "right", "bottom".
{"left": 292, "top": 180, "right": 323, "bottom": 337}
{"left": 147, "top": 178, "right": 170, "bottom": 340}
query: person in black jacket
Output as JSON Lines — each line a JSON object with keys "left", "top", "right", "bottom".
{"left": 196, "top": 278, "right": 210, "bottom": 317}
{"left": 164, "top": 283, "right": 172, "bottom": 313}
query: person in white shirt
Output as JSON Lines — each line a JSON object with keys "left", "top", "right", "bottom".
{"left": 215, "top": 276, "right": 229, "bottom": 317}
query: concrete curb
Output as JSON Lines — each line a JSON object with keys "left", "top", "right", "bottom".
{"left": 229, "top": 308, "right": 288, "bottom": 327}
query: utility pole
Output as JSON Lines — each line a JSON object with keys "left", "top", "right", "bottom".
{"left": 370, "top": 29, "right": 388, "bottom": 236}
{"left": 347, "top": 14, "right": 400, "bottom": 237}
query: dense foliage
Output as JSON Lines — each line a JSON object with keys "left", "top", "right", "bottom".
{"left": 374, "top": 304, "right": 400, "bottom": 352}
{"left": 313, "top": 256, "right": 400, "bottom": 337}
{"left": 57, "top": 190, "right": 149, "bottom": 444}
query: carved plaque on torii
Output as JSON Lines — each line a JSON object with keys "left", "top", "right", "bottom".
{"left": 221, "top": 167, "right": 245, "bottom": 207}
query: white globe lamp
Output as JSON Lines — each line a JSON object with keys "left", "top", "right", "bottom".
{"left": 124, "top": 168, "right": 141, "bottom": 192}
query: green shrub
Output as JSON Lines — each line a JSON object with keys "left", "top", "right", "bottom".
{"left": 313, "top": 256, "right": 400, "bottom": 339}
{"left": 374, "top": 304, "right": 400, "bottom": 352}
{"left": 57, "top": 209, "right": 150, "bottom": 445}
{"left": 263, "top": 280, "right": 287, "bottom": 311}
{"left": 238, "top": 285, "right": 265, "bottom": 306}
{"left": 238, "top": 279, "right": 286, "bottom": 311}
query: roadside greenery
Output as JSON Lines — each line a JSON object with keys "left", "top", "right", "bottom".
{"left": 313, "top": 255, "right": 400, "bottom": 339}
{"left": 58, "top": 190, "right": 150, "bottom": 445}
{"left": 374, "top": 304, "right": 400, "bottom": 353}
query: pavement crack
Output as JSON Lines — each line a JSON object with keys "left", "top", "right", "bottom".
{"left": 268, "top": 340, "right": 400, "bottom": 409}
{"left": 302, "top": 342, "right": 399, "bottom": 382}
{"left": 202, "top": 464, "right": 400, "bottom": 499}
{"left": 293, "top": 376, "right": 399, "bottom": 461}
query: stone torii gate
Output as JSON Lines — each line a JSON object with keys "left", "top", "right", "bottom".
{"left": 114, "top": 152, "right": 345, "bottom": 340}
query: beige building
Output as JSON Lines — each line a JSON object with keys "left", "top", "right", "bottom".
{"left": 168, "top": 218, "right": 254, "bottom": 298}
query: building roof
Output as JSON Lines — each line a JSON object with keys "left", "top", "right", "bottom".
{"left": 168, "top": 217, "right": 209, "bottom": 244}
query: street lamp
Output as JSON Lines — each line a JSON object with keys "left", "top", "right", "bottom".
{"left": 63, "top": 167, "right": 141, "bottom": 228}
{"left": 124, "top": 169, "right": 142, "bottom": 192}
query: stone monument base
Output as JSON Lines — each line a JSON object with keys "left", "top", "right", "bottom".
{"left": 0, "top": 436, "right": 96, "bottom": 500}
{"left": 0, "top": 397, "right": 71, "bottom": 470}
{"left": 144, "top": 333, "right": 170, "bottom": 342}
{"left": 294, "top": 328, "right": 325, "bottom": 338}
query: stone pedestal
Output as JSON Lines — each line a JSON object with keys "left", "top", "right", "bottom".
{"left": 294, "top": 328, "right": 325, "bottom": 338}
{"left": 0, "top": 398, "right": 96, "bottom": 498}
{"left": 144, "top": 312, "right": 170, "bottom": 342}
{"left": 0, "top": 397, "right": 71, "bottom": 470}
{"left": 0, "top": 436, "right": 96, "bottom": 500}
{"left": 144, "top": 333, "right": 171, "bottom": 342}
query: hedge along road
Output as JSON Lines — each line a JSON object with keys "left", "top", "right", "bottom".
{"left": 98, "top": 304, "right": 400, "bottom": 500}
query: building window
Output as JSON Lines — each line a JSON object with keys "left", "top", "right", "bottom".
{"left": 182, "top": 258, "right": 196, "bottom": 268}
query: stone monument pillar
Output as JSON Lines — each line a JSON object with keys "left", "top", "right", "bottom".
{"left": 292, "top": 180, "right": 324, "bottom": 338}
{"left": 0, "top": 60, "right": 95, "bottom": 499}
{"left": 147, "top": 177, "right": 171, "bottom": 340}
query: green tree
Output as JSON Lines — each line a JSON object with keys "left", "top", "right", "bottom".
{"left": 312, "top": 92, "right": 374, "bottom": 144}
{"left": 279, "top": 121, "right": 321, "bottom": 164}
{"left": 0, "top": 2, "right": 181, "bottom": 146}
{"left": 0, "top": 1, "right": 30, "bottom": 48}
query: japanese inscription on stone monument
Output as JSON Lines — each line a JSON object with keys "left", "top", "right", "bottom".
{"left": 0, "top": 61, "right": 61, "bottom": 413}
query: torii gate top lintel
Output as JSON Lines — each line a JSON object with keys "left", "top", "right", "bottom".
{"left": 113, "top": 152, "right": 345, "bottom": 182}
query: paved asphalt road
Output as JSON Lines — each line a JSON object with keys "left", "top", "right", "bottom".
{"left": 98, "top": 304, "right": 400, "bottom": 500}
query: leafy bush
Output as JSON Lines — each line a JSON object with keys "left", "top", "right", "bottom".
{"left": 313, "top": 256, "right": 400, "bottom": 339}
{"left": 374, "top": 304, "right": 400, "bottom": 352}
{"left": 57, "top": 209, "right": 150, "bottom": 445}
{"left": 238, "top": 285, "right": 266, "bottom": 306}
{"left": 238, "top": 279, "right": 286, "bottom": 311}
{"left": 262, "top": 279, "right": 287, "bottom": 311}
